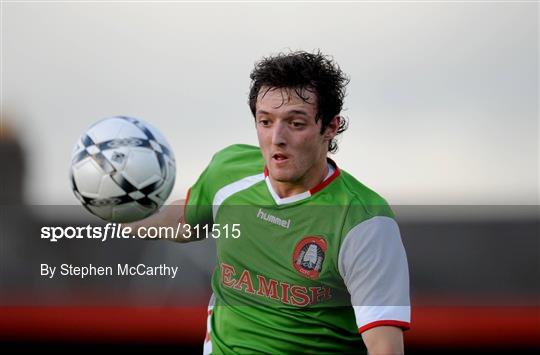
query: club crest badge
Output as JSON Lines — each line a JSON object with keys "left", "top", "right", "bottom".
{"left": 292, "top": 236, "right": 327, "bottom": 279}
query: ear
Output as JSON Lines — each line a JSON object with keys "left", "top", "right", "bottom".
{"left": 323, "top": 115, "right": 340, "bottom": 140}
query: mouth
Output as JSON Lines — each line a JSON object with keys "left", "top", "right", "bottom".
{"left": 272, "top": 153, "right": 289, "bottom": 163}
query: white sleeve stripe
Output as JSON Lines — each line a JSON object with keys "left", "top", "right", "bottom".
{"left": 338, "top": 216, "right": 403, "bottom": 279}
{"left": 338, "top": 216, "right": 411, "bottom": 327}
{"left": 212, "top": 173, "right": 265, "bottom": 220}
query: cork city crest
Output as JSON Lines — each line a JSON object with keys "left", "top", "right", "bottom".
{"left": 292, "top": 236, "right": 327, "bottom": 279}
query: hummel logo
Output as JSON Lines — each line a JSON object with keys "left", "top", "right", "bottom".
{"left": 256, "top": 208, "right": 291, "bottom": 229}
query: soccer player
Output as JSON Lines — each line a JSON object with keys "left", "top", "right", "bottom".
{"left": 131, "top": 51, "right": 410, "bottom": 354}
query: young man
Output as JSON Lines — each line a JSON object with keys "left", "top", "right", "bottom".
{"left": 133, "top": 51, "right": 410, "bottom": 354}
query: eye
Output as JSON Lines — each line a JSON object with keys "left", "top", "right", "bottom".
{"left": 257, "top": 118, "right": 272, "bottom": 127}
{"left": 291, "top": 121, "right": 306, "bottom": 128}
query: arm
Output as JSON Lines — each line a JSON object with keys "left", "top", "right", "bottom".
{"left": 125, "top": 199, "right": 201, "bottom": 243}
{"left": 361, "top": 326, "right": 404, "bottom": 355}
{"left": 338, "top": 216, "right": 411, "bottom": 352}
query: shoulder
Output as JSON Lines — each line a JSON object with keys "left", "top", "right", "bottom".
{"left": 185, "top": 144, "right": 265, "bottom": 224}
{"left": 330, "top": 168, "right": 395, "bottom": 227}
{"left": 209, "top": 144, "right": 264, "bottom": 172}
{"left": 211, "top": 144, "right": 262, "bottom": 159}
{"left": 333, "top": 171, "right": 405, "bottom": 279}
{"left": 203, "top": 144, "right": 265, "bottom": 185}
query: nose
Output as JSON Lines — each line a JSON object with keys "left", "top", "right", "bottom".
{"left": 271, "top": 121, "right": 287, "bottom": 146}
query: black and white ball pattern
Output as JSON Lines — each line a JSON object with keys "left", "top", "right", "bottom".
{"left": 70, "top": 116, "right": 176, "bottom": 222}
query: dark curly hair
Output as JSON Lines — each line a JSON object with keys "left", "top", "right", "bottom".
{"left": 248, "top": 50, "right": 349, "bottom": 153}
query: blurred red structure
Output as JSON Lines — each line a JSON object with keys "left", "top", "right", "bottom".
{"left": 2, "top": 305, "right": 539, "bottom": 349}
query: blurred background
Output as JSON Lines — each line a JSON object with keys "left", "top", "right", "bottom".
{"left": 1, "top": 1, "right": 538, "bottom": 354}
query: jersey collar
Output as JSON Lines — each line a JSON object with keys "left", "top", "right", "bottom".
{"left": 263, "top": 158, "right": 341, "bottom": 205}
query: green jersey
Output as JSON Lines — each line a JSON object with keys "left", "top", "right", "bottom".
{"left": 185, "top": 145, "right": 410, "bottom": 354}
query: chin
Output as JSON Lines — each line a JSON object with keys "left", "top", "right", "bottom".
{"left": 268, "top": 168, "right": 292, "bottom": 182}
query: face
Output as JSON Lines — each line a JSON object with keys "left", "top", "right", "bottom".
{"left": 255, "top": 87, "right": 339, "bottom": 193}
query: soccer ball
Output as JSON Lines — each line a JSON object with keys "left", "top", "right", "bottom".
{"left": 70, "top": 116, "right": 176, "bottom": 222}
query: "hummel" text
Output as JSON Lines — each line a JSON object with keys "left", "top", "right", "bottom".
{"left": 256, "top": 208, "right": 291, "bottom": 229}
